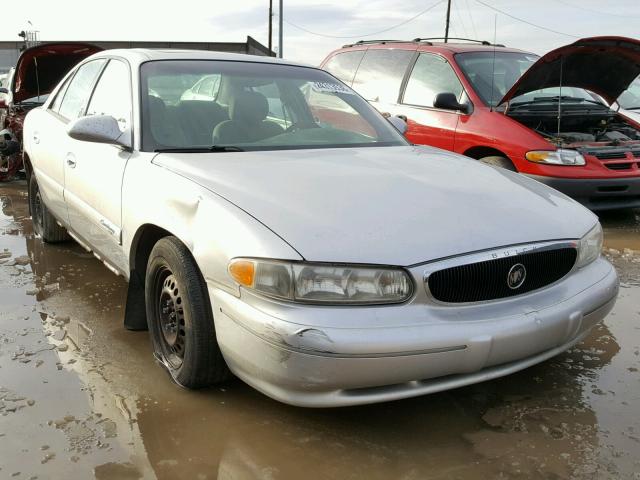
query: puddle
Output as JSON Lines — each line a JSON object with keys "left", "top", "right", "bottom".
{"left": 1, "top": 182, "right": 639, "bottom": 479}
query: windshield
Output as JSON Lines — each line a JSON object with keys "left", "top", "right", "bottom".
{"left": 508, "top": 87, "right": 606, "bottom": 106}
{"left": 455, "top": 52, "right": 538, "bottom": 107}
{"left": 618, "top": 76, "right": 640, "bottom": 110}
{"left": 18, "top": 93, "right": 50, "bottom": 105}
{"left": 140, "top": 60, "right": 407, "bottom": 152}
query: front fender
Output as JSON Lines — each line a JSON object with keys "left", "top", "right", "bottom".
{"left": 122, "top": 153, "right": 303, "bottom": 295}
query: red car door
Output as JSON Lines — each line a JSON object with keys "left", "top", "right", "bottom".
{"left": 392, "top": 53, "right": 467, "bottom": 151}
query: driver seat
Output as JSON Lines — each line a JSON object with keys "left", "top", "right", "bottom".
{"left": 212, "top": 91, "right": 284, "bottom": 145}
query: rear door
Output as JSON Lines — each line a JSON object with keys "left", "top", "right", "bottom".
{"left": 63, "top": 58, "right": 133, "bottom": 273}
{"left": 350, "top": 48, "right": 416, "bottom": 117}
{"left": 392, "top": 53, "right": 467, "bottom": 150}
{"left": 30, "top": 59, "right": 106, "bottom": 221}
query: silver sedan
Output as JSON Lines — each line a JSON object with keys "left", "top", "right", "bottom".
{"left": 23, "top": 49, "right": 618, "bottom": 407}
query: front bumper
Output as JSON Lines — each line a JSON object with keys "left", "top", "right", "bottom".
{"left": 210, "top": 258, "right": 618, "bottom": 407}
{"left": 527, "top": 174, "right": 640, "bottom": 210}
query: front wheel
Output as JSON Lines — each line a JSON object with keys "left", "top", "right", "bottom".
{"left": 145, "top": 236, "right": 230, "bottom": 388}
{"left": 479, "top": 155, "right": 517, "bottom": 171}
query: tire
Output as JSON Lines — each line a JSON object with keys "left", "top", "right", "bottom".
{"left": 28, "top": 175, "right": 70, "bottom": 243}
{"left": 145, "top": 236, "right": 230, "bottom": 388}
{"left": 479, "top": 155, "right": 517, "bottom": 171}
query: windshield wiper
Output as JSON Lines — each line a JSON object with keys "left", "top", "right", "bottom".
{"left": 510, "top": 96, "right": 604, "bottom": 108}
{"left": 625, "top": 106, "right": 640, "bottom": 111}
{"left": 154, "top": 145, "right": 244, "bottom": 153}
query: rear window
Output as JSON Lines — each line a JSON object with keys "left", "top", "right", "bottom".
{"left": 352, "top": 49, "right": 414, "bottom": 104}
{"left": 323, "top": 50, "right": 365, "bottom": 85}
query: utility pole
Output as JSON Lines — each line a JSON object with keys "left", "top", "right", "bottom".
{"left": 268, "top": 0, "right": 273, "bottom": 54}
{"left": 278, "top": 0, "right": 283, "bottom": 58}
{"left": 444, "top": 0, "right": 451, "bottom": 42}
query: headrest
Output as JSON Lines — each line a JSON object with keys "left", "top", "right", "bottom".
{"left": 230, "top": 91, "right": 269, "bottom": 123}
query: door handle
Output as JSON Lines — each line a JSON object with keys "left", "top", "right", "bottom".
{"left": 33, "top": 132, "right": 40, "bottom": 144}
{"left": 66, "top": 154, "right": 76, "bottom": 169}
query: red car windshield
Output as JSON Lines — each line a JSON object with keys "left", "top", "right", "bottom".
{"left": 455, "top": 51, "right": 538, "bottom": 107}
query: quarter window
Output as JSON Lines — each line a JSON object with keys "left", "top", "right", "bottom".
{"left": 323, "top": 50, "right": 365, "bottom": 86}
{"left": 351, "top": 49, "right": 414, "bottom": 103}
{"left": 57, "top": 60, "right": 106, "bottom": 121}
{"left": 86, "top": 59, "right": 132, "bottom": 132}
{"left": 403, "top": 54, "right": 464, "bottom": 108}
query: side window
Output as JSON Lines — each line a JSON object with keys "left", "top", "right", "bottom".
{"left": 57, "top": 60, "right": 106, "bottom": 121}
{"left": 403, "top": 54, "right": 464, "bottom": 108}
{"left": 197, "top": 76, "right": 215, "bottom": 95}
{"left": 86, "top": 59, "right": 131, "bottom": 132}
{"left": 323, "top": 50, "right": 365, "bottom": 85}
{"left": 351, "top": 49, "right": 414, "bottom": 103}
{"left": 49, "top": 74, "right": 73, "bottom": 113}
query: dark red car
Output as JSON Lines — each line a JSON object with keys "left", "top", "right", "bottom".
{"left": 0, "top": 42, "right": 101, "bottom": 181}
{"left": 320, "top": 37, "right": 640, "bottom": 210}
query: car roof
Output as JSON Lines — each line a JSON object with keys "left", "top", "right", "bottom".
{"left": 85, "top": 48, "right": 312, "bottom": 69}
{"left": 338, "top": 40, "right": 529, "bottom": 55}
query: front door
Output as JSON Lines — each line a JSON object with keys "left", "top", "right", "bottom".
{"left": 394, "top": 53, "right": 468, "bottom": 151}
{"left": 63, "top": 58, "right": 133, "bottom": 273}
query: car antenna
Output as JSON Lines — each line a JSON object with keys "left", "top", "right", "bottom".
{"left": 489, "top": 14, "right": 497, "bottom": 112}
{"left": 34, "top": 57, "right": 41, "bottom": 103}
{"left": 557, "top": 56, "right": 564, "bottom": 141}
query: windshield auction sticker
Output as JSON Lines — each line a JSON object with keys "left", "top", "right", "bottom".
{"left": 312, "top": 82, "right": 355, "bottom": 95}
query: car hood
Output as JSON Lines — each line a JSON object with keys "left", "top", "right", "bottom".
{"left": 153, "top": 146, "right": 596, "bottom": 265}
{"left": 499, "top": 36, "right": 640, "bottom": 106}
{"left": 12, "top": 42, "right": 102, "bottom": 104}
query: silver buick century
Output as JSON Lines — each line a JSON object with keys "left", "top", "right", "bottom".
{"left": 23, "top": 50, "right": 618, "bottom": 407}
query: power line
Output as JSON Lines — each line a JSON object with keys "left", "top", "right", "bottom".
{"left": 281, "top": 0, "right": 445, "bottom": 39}
{"left": 554, "top": 0, "right": 640, "bottom": 19}
{"left": 474, "top": 0, "right": 579, "bottom": 38}
{"left": 463, "top": 0, "right": 479, "bottom": 38}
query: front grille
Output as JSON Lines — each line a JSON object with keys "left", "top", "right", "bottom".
{"left": 427, "top": 248, "right": 577, "bottom": 303}
{"left": 605, "top": 162, "right": 634, "bottom": 170}
{"left": 595, "top": 152, "right": 628, "bottom": 160}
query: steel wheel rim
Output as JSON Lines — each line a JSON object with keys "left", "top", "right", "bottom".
{"left": 154, "top": 268, "right": 186, "bottom": 369}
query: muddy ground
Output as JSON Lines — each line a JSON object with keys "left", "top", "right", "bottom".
{"left": 0, "top": 180, "right": 638, "bottom": 480}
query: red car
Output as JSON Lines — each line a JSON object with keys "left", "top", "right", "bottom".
{"left": 0, "top": 42, "right": 101, "bottom": 181}
{"left": 320, "top": 36, "right": 640, "bottom": 210}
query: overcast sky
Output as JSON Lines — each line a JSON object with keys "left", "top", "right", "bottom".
{"left": 10, "top": 0, "right": 640, "bottom": 64}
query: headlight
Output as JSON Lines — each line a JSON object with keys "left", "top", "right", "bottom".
{"left": 228, "top": 259, "right": 413, "bottom": 304}
{"left": 576, "top": 223, "right": 603, "bottom": 268}
{"left": 525, "top": 149, "right": 586, "bottom": 166}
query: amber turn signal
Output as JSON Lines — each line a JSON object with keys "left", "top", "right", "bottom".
{"left": 228, "top": 259, "right": 256, "bottom": 287}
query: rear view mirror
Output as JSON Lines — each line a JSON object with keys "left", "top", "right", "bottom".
{"left": 388, "top": 115, "right": 408, "bottom": 135}
{"left": 434, "top": 92, "right": 468, "bottom": 113}
{"left": 67, "top": 115, "right": 131, "bottom": 149}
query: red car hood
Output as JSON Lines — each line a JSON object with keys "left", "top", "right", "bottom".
{"left": 499, "top": 36, "right": 640, "bottom": 106}
{"left": 12, "top": 42, "right": 102, "bottom": 103}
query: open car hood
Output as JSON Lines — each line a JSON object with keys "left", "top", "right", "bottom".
{"left": 12, "top": 42, "right": 102, "bottom": 103}
{"left": 499, "top": 36, "right": 640, "bottom": 106}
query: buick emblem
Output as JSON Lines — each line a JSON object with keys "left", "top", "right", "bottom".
{"left": 507, "top": 263, "right": 526, "bottom": 290}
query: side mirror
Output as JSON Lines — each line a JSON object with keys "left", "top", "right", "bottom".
{"left": 388, "top": 115, "right": 408, "bottom": 135}
{"left": 434, "top": 92, "right": 468, "bottom": 113}
{"left": 67, "top": 115, "right": 131, "bottom": 149}
{"left": 0, "top": 87, "right": 8, "bottom": 94}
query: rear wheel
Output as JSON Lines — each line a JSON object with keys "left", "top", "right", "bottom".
{"left": 479, "top": 155, "right": 517, "bottom": 171}
{"left": 145, "top": 236, "right": 230, "bottom": 388}
{"left": 28, "top": 176, "right": 70, "bottom": 243}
